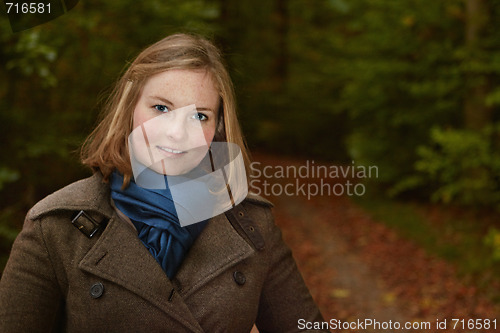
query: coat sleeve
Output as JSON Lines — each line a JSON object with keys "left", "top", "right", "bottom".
{"left": 0, "top": 216, "right": 63, "bottom": 332}
{"left": 255, "top": 208, "right": 328, "bottom": 333}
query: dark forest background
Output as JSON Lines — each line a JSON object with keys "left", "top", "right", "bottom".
{"left": 1, "top": 0, "right": 499, "bottom": 301}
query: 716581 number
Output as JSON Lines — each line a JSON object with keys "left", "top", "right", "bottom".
{"left": 5, "top": 2, "right": 51, "bottom": 14}
{"left": 452, "top": 319, "right": 496, "bottom": 330}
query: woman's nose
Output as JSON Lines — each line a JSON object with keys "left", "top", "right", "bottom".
{"left": 164, "top": 111, "right": 188, "bottom": 141}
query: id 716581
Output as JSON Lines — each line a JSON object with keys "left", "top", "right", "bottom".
{"left": 448, "top": 318, "right": 497, "bottom": 330}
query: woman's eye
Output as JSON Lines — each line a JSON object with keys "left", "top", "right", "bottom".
{"left": 153, "top": 105, "right": 169, "bottom": 113}
{"left": 193, "top": 112, "right": 208, "bottom": 121}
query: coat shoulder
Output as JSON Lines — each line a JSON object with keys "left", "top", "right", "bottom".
{"left": 244, "top": 192, "right": 274, "bottom": 208}
{"left": 27, "top": 173, "right": 113, "bottom": 221}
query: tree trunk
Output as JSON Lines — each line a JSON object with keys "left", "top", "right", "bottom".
{"left": 271, "top": 0, "right": 289, "bottom": 93}
{"left": 464, "top": 0, "right": 492, "bottom": 130}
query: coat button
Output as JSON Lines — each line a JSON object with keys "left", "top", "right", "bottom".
{"left": 233, "top": 271, "right": 246, "bottom": 285}
{"left": 90, "top": 282, "right": 104, "bottom": 298}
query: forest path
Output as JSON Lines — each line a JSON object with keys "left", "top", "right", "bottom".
{"left": 273, "top": 193, "right": 410, "bottom": 332}
{"left": 250, "top": 153, "right": 498, "bottom": 333}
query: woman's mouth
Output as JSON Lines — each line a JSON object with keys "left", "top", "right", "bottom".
{"left": 156, "top": 145, "right": 187, "bottom": 156}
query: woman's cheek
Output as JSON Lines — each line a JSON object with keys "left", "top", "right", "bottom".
{"left": 203, "top": 122, "right": 216, "bottom": 145}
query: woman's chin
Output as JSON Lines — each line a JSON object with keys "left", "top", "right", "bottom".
{"left": 147, "top": 158, "right": 200, "bottom": 177}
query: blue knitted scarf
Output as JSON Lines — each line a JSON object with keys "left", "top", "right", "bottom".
{"left": 110, "top": 172, "right": 207, "bottom": 279}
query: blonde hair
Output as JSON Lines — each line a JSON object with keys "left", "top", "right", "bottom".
{"left": 81, "top": 33, "right": 251, "bottom": 186}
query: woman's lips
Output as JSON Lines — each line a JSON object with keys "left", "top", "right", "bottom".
{"left": 156, "top": 145, "right": 187, "bottom": 157}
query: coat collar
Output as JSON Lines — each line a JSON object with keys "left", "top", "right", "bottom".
{"left": 28, "top": 173, "right": 114, "bottom": 221}
{"left": 28, "top": 173, "right": 273, "bottom": 221}
{"left": 174, "top": 213, "right": 255, "bottom": 298}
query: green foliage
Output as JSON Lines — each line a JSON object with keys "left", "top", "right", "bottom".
{"left": 0, "top": 0, "right": 219, "bottom": 207}
{"left": 0, "top": 224, "right": 18, "bottom": 244}
{"left": 403, "top": 126, "right": 500, "bottom": 208}
{"left": 5, "top": 30, "right": 58, "bottom": 87}
{"left": 485, "top": 227, "right": 500, "bottom": 262}
{"left": 0, "top": 167, "right": 19, "bottom": 191}
{"left": 336, "top": 0, "right": 466, "bottom": 188}
{"left": 318, "top": 0, "right": 500, "bottom": 204}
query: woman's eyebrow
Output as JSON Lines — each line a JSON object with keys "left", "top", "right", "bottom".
{"left": 149, "top": 95, "right": 214, "bottom": 112}
{"left": 196, "top": 107, "right": 215, "bottom": 112}
{"left": 150, "top": 96, "right": 174, "bottom": 107}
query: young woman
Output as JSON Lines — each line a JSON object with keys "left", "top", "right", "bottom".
{"left": 0, "top": 33, "right": 325, "bottom": 332}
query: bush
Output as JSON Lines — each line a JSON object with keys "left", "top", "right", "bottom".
{"left": 399, "top": 125, "right": 500, "bottom": 209}
{"left": 485, "top": 227, "right": 500, "bottom": 262}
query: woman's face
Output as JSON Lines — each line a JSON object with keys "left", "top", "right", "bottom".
{"left": 130, "top": 69, "right": 220, "bottom": 176}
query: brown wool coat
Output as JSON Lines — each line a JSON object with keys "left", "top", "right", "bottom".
{"left": 0, "top": 174, "right": 325, "bottom": 332}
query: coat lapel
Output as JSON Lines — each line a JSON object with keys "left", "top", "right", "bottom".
{"left": 78, "top": 195, "right": 254, "bottom": 329}
{"left": 174, "top": 212, "right": 255, "bottom": 298}
{"left": 79, "top": 214, "right": 204, "bottom": 333}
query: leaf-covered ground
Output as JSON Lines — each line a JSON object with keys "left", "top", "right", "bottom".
{"left": 252, "top": 154, "right": 498, "bottom": 332}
